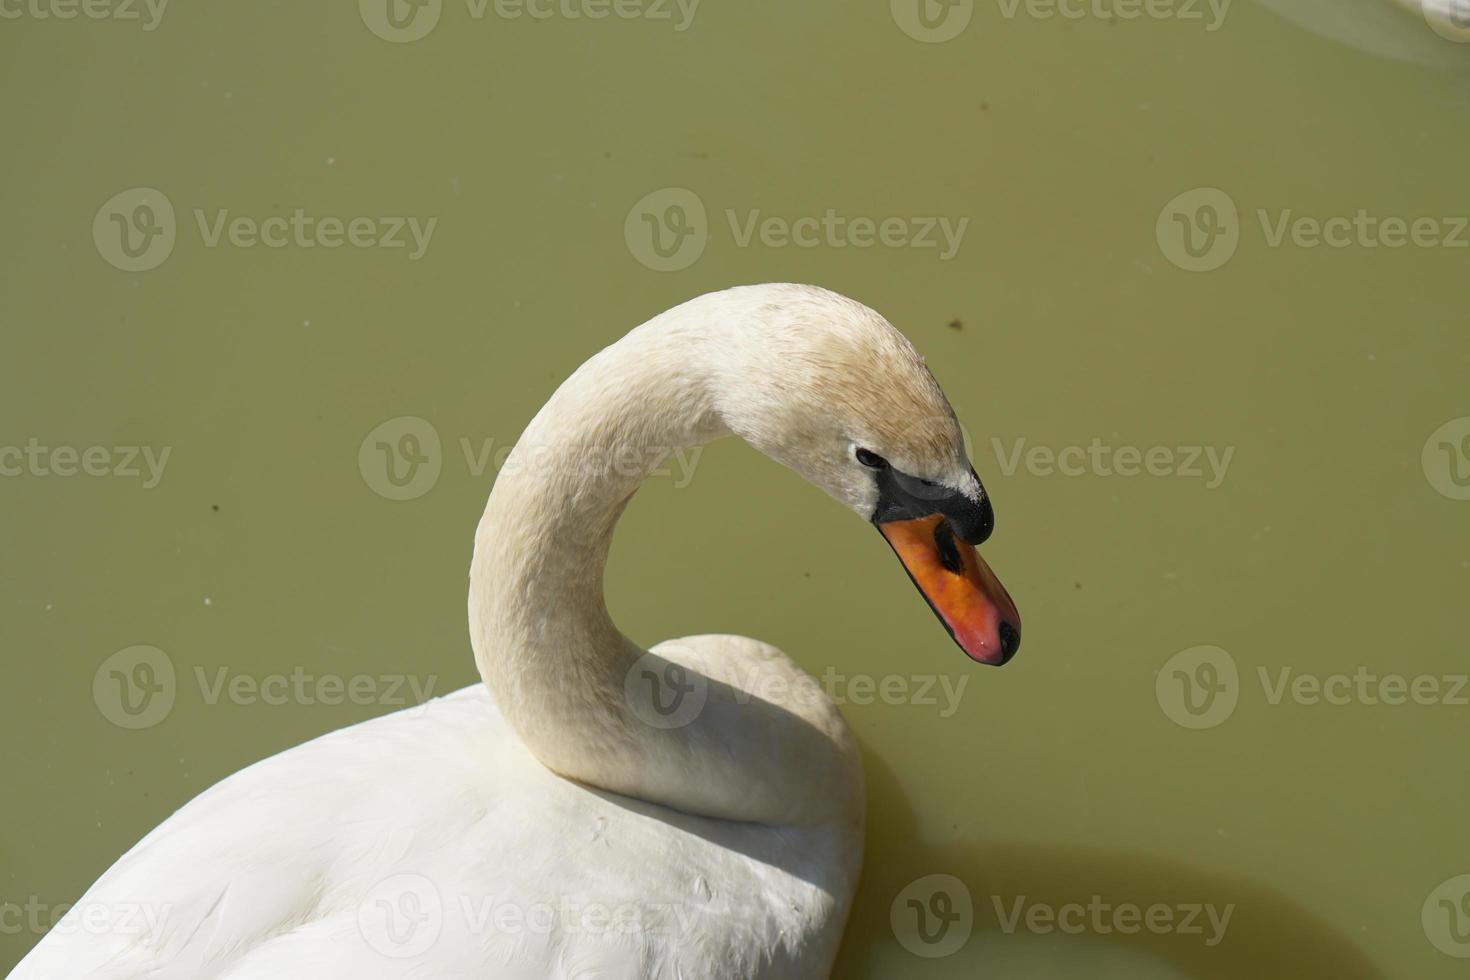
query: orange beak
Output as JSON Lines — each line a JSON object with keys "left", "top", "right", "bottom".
{"left": 878, "top": 513, "right": 1021, "bottom": 665}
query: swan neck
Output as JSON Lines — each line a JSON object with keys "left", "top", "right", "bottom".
{"left": 467, "top": 308, "right": 725, "bottom": 771}
{"left": 466, "top": 287, "right": 869, "bottom": 828}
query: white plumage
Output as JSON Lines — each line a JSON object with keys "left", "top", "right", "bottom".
{"left": 14, "top": 284, "right": 995, "bottom": 979}
{"left": 16, "top": 684, "right": 852, "bottom": 979}
{"left": 1254, "top": 0, "right": 1470, "bottom": 68}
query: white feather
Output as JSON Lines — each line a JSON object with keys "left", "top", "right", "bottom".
{"left": 13, "top": 284, "right": 986, "bottom": 979}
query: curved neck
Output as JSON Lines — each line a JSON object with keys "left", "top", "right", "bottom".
{"left": 468, "top": 291, "right": 858, "bottom": 826}
{"left": 469, "top": 304, "right": 725, "bottom": 710}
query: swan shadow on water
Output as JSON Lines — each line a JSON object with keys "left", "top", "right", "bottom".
{"left": 830, "top": 748, "right": 1388, "bottom": 979}
{"left": 20, "top": 664, "right": 1383, "bottom": 978}
{"left": 535, "top": 656, "right": 1382, "bottom": 978}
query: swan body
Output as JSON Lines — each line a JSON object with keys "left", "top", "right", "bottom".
{"left": 12, "top": 284, "right": 1020, "bottom": 979}
{"left": 13, "top": 679, "right": 853, "bottom": 979}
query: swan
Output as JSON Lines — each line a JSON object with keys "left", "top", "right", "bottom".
{"left": 1251, "top": 0, "right": 1470, "bottom": 69}
{"left": 11, "top": 283, "right": 1021, "bottom": 979}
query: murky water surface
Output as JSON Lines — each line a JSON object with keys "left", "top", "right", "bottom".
{"left": 2, "top": 0, "right": 1468, "bottom": 975}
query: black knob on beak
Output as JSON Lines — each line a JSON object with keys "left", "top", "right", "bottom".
{"left": 942, "top": 470, "right": 993, "bottom": 546}
{"left": 871, "top": 466, "right": 995, "bottom": 545}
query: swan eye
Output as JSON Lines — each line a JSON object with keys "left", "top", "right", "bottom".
{"left": 855, "top": 448, "right": 888, "bottom": 470}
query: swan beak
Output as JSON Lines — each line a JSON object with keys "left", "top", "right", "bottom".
{"left": 878, "top": 513, "right": 1021, "bottom": 665}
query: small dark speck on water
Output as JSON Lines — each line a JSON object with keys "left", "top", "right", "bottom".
{"left": 211, "top": 504, "right": 220, "bottom": 512}
{"left": 980, "top": 99, "right": 990, "bottom": 112}
{"left": 948, "top": 319, "right": 963, "bottom": 331}
{"left": 1075, "top": 582, "right": 1083, "bottom": 590}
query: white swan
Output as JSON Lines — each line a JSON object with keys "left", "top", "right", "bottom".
{"left": 1251, "top": 0, "right": 1470, "bottom": 69}
{"left": 12, "top": 284, "right": 1021, "bottom": 980}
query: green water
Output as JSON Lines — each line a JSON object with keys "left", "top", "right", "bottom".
{"left": 2, "top": 1, "right": 1468, "bottom": 976}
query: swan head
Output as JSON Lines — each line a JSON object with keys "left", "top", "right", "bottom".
{"left": 706, "top": 284, "right": 1022, "bottom": 665}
